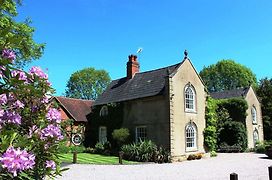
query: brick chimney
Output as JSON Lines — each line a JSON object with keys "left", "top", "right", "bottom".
{"left": 127, "top": 54, "right": 140, "bottom": 80}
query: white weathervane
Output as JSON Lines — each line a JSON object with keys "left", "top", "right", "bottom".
{"left": 136, "top": 47, "right": 143, "bottom": 54}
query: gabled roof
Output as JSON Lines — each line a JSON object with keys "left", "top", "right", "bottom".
{"left": 94, "top": 62, "right": 182, "bottom": 106}
{"left": 54, "top": 96, "right": 93, "bottom": 122}
{"left": 210, "top": 87, "right": 250, "bottom": 99}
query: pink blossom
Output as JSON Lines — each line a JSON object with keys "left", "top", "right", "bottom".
{"left": 45, "top": 160, "right": 56, "bottom": 170}
{"left": 28, "top": 125, "right": 40, "bottom": 138}
{"left": 1, "top": 49, "right": 16, "bottom": 63}
{"left": 0, "top": 94, "right": 7, "bottom": 105}
{"left": 0, "top": 147, "right": 35, "bottom": 177}
{"left": 29, "top": 66, "right": 48, "bottom": 79}
{"left": 46, "top": 108, "right": 61, "bottom": 123}
{"left": 11, "top": 70, "right": 28, "bottom": 81}
{"left": 40, "top": 124, "right": 63, "bottom": 141}
{"left": 13, "top": 100, "right": 25, "bottom": 109}
{"left": 0, "top": 110, "right": 22, "bottom": 125}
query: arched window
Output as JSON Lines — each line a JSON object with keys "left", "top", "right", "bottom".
{"left": 185, "top": 123, "right": 197, "bottom": 151}
{"left": 251, "top": 106, "right": 257, "bottom": 124}
{"left": 185, "top": 85, "right": 196, "bottom": 112}
{"left": 253, "top": 129, "right": 259, "bottom": 147}
{"left": 100, "top": 105, "right": 108, "bottom": 117}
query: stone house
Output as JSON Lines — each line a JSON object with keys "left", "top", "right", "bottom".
{"left": 88, "top": 52, "right": 206, "bottom": 160}
{"left": 210, "top": 87, "right": 264, "bottom": 149}
{"left": 53, "top": 96, "right": 93, "bottom": 145}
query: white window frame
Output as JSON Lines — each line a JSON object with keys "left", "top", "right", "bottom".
{"left": 184, "top": 85, "right": 196, "bottom": 112}
{"left": 100, "top": 105, "right": 108, "bottom": 117}
{"left": 251, "top": 106, "right": 257, "bottom": 124}
{"left": 185, "top": 123, "right": 197, "bottom": 151}
{"left": 135, "top": 126, "right": 147, "bottom": 143}
{"left": 253, "top": 129, "right": 259, "bottom": 147}
{"left": 99, "top": 126, "right": 107, "bottom": 144}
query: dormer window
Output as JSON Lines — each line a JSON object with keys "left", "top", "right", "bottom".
{"left": 251, "top": 106, "right": 257, "bottom": 124}
{"left": 100, "top": 105, "right": 108, "bottom": 117}
{"left": 185, "top": 84, "right": 196, "bottom": 112}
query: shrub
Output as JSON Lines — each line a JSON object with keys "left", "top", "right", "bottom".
{"left": 69, "top": 145, "right": 86, "bottom": 153}
{"left": 218, "top": 121, "right": 247, "bottom": 151}
{"left": 210, "top": 151, "right": 217, "bottom": 157}
{"left": 84, "top": 147, "right": 95, "bottom": 154}
{"left": 112, "top": 128, "right": 130, "bottom": 147}
{"left": 94, "top": 141, "right": 111, "bottom": 155}
{"left": 187, "top": 154, "right": 196, "bottom": 160}
{"left": 121, "top": 140, "right": 170, "bottom": 163}
{"left": 254, "top": 141, "right": 272, "bottom": 153}
{"left": 218, "top": 142, "right": 242, "bottom": 152}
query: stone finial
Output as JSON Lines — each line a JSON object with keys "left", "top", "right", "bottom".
{"left": 184, "top": 50, "right": 188, "bottom": 58}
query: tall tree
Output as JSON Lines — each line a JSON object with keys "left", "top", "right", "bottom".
{"left": 257, "top": 78, "right": 272, "bottom": 140}
{"left": 0, "top": 0, "right": 45, "bottom": 67}
{"left": 65, "top": 67, "right": 111, "bottom": 100}
{"left": 200, "top": 60, "right": 257, "bottom": 92}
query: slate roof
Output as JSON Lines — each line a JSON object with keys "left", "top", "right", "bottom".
{"left": 210, "top": 87, "right": 250, "bottom": 99}
{"left": 54, "top": 96, "right": 93, "bottom": 122}
{"left": 94, "top": 62, "right": 182, "bottom": 106}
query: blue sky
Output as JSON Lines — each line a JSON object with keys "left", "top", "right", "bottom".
{"left": 18, "top": 0, "right": 272, "bottom": 95}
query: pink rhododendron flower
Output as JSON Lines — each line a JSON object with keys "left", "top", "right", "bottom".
{"left": 11, "top": 70, "right": 28, "bottom": 81}
{"left": 0, "top": 110, "right": 22, "bottom": 125}
{"left": 0, "top": 94, "right": 7, "bottom": 105}
{"left": 46, "top": 108, "right": 61, "bottom": 123}
{"left": 29, "top": 66, "right": 48, "bottom": 79}
{"left": 1, "top": 49, "right": 16, "bottom": 63}
{"left": 28, "top": 125, "right": 40, "bottom": 138}
{"left": 45, "top": 160, "right": 56, "bottom": 170}
{"left": 40, "top": 124, "right": 63, "bottom": 141}
{"left": 0, "top": 147, "right": 35, "bottom": 177}
{"left": 13, "top": 100, "right": 25, "bottom": 109}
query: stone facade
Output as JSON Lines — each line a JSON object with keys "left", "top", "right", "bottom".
{"left": 244, "top": 87, "right": 264, "bottom": 148}
{"left": 169, "top": 59, "right": 206, "bottom": 160}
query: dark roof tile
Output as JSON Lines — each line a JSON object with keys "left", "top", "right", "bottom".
{"left": 94, "top": 63, "right": 181, "bottom": 105}
{"left": 210, "top": 87, "right": 250, "bottom": 99}
{"left": 55, "top": 96, "right": 93, "bottom": 122}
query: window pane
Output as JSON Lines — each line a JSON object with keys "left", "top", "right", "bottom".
{"left": 136, "top": 127, "right": 147, "bottom": 142}
{"left": 186, "top": 124, "right": 196, "bottom": 149}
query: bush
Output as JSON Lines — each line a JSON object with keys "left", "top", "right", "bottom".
{"left": 121, "top": 140, "right": 170, "bottom": 163}
{"left": 58, "top": 142, "right": 70, "bottom": 154}
{"left": 69, "top": 145, "right": 86, "bottom": 153}
{"left": 266, "top": 146, "right": 272, "bottom": 159}
{"left": 94, "top": 141, "right": 111, "bottom": 155}
{"left": 112, "top": 128, "right": 130, "bottom": 147}
{"left": 254, "top": 141, "right": 272, "bottom": 153}
{"left": 218, "top": 142, "right": 242, "bottom": 152}
{"left": 84, "top": 147, "right": 95, "bottom": 154}
{"left": 210, "top": 151, "right": 217, "bottom": 157}
{"left": 218, "top": 121, "right": 247, "bottom": 151}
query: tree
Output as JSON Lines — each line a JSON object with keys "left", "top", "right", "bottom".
{"left": 65, "top": 67, "right": 111, "bottom": 100}
{"left": 199, "top": 60, "right": 257, "bottom": 92}
{"left": 257, "top": 78, "right": 272, "bottom": 140}
{"left": 0, "top": 1, "right": 64, "bottom": 178}
{"left": 0, "top": 0, "right": 45, "bottom": 67}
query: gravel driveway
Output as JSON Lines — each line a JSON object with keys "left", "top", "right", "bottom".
{"left": 57, "top": 153, "right": 272, "bottom": 180}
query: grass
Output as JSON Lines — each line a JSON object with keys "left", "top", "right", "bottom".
{"left": 59, "top": 153, "right": 138, "bottom": 165}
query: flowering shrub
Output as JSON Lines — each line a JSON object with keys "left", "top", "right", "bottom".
{"left": 0, "top": 49, "right": 65, "bottom": 179}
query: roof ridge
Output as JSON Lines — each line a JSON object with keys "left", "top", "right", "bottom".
{"left": 136, "top": 62, "right": 181, "bottom": 75}
{"left": 56, "top": 96, "right": 94, "bottom": 102}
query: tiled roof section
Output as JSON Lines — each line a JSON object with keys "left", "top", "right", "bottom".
{"left": 55, "top": 96, "right": 93, "bottom": 122}
{"left": 210, "top": 87, "right": 250, "bottom": 99}
{"left": 94, "top": 63, "right": 182, "bottom": 105}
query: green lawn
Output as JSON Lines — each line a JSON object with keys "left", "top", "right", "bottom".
{"left": 59, "top": 153, "right": 137, "bottom": 165}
